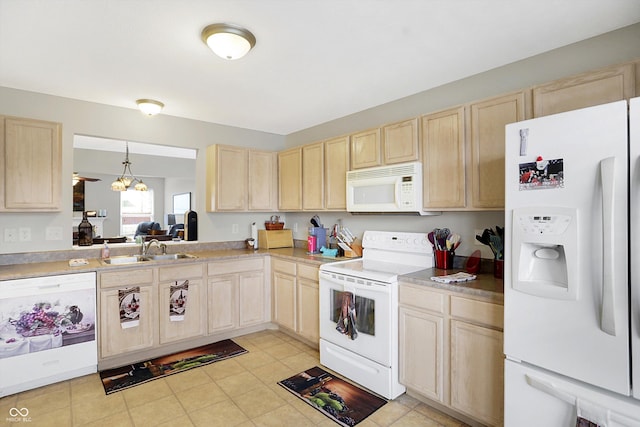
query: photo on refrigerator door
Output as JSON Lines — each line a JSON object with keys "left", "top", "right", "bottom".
{"left": 0, "top": 288, "right": 95, "bottom": 359}
{"left": 519, "top": 157, "right": 564, "bottom": 190}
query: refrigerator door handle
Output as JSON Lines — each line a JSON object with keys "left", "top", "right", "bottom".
{"left": 525, "top": 374, "right": 576, "bottom": 405}
{"left": 600, "top": 156, "right": 617, "bottom": 336}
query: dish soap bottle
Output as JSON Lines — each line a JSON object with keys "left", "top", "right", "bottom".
{"left": 78, "top": 211, "right": 93, "bottom": 246}
{"left": 101, "top": 240, "right": 110, "bottom": 259}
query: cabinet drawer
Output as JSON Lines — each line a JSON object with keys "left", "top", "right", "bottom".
{"left": 272, "top": 258, "right": 296, "bottom": 275}
{"left": 399, "top": 283, "right": 445, "bottom": 314}
{"left": 450, "top": 296, "right": 503, "bottom": 330}
{"left": 297, "top": 263, "right": 319, "bottom": 281}
{"left": 159, "top": 263, "right": 204, "bottom": 281}
{"left": 208, "top": 257, "right": 264, "bottom": 275}
{"left": 100, "top": 268, "right": 154, "bottom": 288}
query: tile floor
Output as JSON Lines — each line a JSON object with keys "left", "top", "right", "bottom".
{"left": 0, "top": 330, "right": 469, "bottom": 426}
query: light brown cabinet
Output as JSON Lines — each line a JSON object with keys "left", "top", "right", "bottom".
{"left": 272, "top": 258, "right": 297, "bottom": 331}
{"left": 382, "top": 118, "right": 420, "bottom": 164}
{"left": 533, "top": 63, "right": 635, "bottom": 117}
{"left": 206, "top": 144, "right": 277, "bottom": 212}
{"left": 0, "top": 116, "right": 62, "bottom": 211}
{"left": 421, "top": 107, "right": 466, "bottom": 209}
{"left": 399, "top": 281, "right": 504, "bottom": 426}
{"left": 324, "top": 135, "right": 350, "bottom": 210}
{"left": 158, "top": 264, "right": 207, "bottom": 344}
{"left": 207, "top": 258, "right": 267, "bottom": 334}
{"left": 278, "top": 147, "right": 303, "bottom": 210}
{"left": 302, "top": 142, "right": 325, "bottom": 210}
{"left": 350, "top": 128, "right": 381, "bottom": 169}
{"left": 296, "top": 262, "right": 319, "bottom": 344}
{"left": 98, "top": 269, "right": 157, "bottom": 359}
{"left": 469, "top": 91, "right": 527, "bottom": 209}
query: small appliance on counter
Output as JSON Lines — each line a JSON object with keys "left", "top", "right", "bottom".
{"left": 184, "top": 210, "right": 197, "bottom": 241}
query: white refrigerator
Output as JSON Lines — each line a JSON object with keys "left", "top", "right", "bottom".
{"left": 504, "top": 98, "right": 640, "bottom": 425}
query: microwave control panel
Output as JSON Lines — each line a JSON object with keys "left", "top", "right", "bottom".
{"left": 400, "top": 176, "right": 415, "bottom": 207}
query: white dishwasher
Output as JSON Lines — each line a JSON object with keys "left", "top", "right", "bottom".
{"left": 0, "top": 272, "right": 97, "bottom": 397}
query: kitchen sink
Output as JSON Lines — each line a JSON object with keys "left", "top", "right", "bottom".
{"left": 144, "top": 253, "right": 197, "bottom": 261}
{"left": 102, "top": 255, "right": 150, "bottom": 265}
{"left": 101, "top": 253, "right": 197, "bottom": 265}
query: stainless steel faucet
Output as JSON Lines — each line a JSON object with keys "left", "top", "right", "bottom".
{"left": 141, "top": 239, "right": 167, "bottom": 256}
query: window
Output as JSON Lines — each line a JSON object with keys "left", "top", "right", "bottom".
{"left": 120, "top": 190, "right": 154, "bottom": 238}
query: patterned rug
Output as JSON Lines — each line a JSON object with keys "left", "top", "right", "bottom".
{"left": 99, "top": 339, "right": 247, "bottom": 394}
{"left": 278, "top": 366, "right": 387, "bottom": 427}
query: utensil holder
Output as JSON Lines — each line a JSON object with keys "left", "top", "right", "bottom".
{"left": 435, "top": 250, "right": 454, "bottom": 269}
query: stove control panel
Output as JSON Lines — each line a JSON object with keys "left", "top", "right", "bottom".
{"left": 362, "top": 231, "right": 431, "bottom": 253}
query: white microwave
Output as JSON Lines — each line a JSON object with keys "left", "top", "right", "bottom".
{"left": 346, "top": 162, "right": 440, "bottom": 215}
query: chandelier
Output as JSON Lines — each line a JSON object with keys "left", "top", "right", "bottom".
{"left": 111, "top": 142, "right": 148, "bottom": 191}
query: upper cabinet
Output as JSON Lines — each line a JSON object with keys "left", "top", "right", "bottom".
{"left": 278, "top": 147, "right": 302, "bottom": 211}
{"left": 382, "top": 118, "right": 420, "bottom": 165}
{"left": 469, "top": 91, "right": 528, "bottom": 209}
{"left": 206, "top": 144, "right": 277, "bottom": 212}
{"left": 324, "top": 135, "right": 350, "bottom": 210}
{"left": 421, "top": 107, "right": 466, "bottom": 209}
{"left": 302, "top": 142, "right": 325, "bottom": 210}
{"left": 0, "top": 116, "right": 62, "bottom": 211}
{"left": 350, "top": 128, "right": 381, "bottom": 169}
{"left": 533, "top": 63, "right": 635, "bottom": 117}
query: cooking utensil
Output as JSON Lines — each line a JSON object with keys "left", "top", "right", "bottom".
{"left": 310, "top": 215, "right": 321, "bottom": 227}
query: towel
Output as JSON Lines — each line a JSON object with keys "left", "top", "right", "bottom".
{"left": 336, "top": 291, "right": 358, "bottom": 340}
{"left": 576, "top": 398, "right": 608, "bottom": 427}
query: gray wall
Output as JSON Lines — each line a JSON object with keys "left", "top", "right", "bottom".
{"left": 1, "top": 23, "right": 640, "bottom": 255}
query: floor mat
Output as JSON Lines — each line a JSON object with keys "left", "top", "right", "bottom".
{"left": 278, "top": 366, "right": 387, "bottom": 427}
{"left": 99, "top": 339, "right": 247, "bottom": 394}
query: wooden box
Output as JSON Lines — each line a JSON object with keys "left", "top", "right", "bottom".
{"left": 258, "top": 229, "right": 294, "bottom": 249}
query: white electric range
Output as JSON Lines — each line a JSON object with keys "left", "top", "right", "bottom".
{"left": 318, "top": 230, "right": 433, "bottom": 399}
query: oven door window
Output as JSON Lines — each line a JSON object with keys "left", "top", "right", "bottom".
{"left": 330, "top": 289, "right": 375, "bottom": 336}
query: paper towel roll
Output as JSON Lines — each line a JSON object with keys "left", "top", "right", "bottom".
{"left": 251, "top": 222, "right": 258, "bottom": 249}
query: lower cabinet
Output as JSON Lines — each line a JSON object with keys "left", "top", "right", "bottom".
{"left": 158, "top": 263, "right": 207, "bottom": 344}
{"left": 208, "top": 257, "right": 267, "bottom": 334}
{"left": 99, "top": 268, "right": 157, "bottom": 358}
{"left": 399, "top": 281, "right": 504, "bottom": 426}
{"left": 272, "top": 257, "right": 320, "bottom": 345}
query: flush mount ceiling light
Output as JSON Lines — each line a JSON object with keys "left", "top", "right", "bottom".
{"left": 136, "top": 99, "right": 164, "bottom": 116}
{"left": 201, "top": 23, "right": 256, "bottom": 60}
{"left": 111, "top": 142, "right": 148, "bottom": 191}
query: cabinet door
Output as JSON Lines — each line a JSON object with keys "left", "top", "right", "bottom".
{"left": 278, "top": 147, "right": 302, "bottom": 210}
{"left": 302, "top": 142, "right": 325, "bottom": 210}
{"left": 99, "top": 285, "right": 156, "bottom": 358}
{"left": 206, "top": 145, "right": 248, "bottom": 211}
{"left": 158, "top": 278, "right": 206, "bottom": 344}
{"left": 450, "top": 320, "right": 504, "bottom": 426}
{"left": 248, "top": 150, "right": 278, "bottom": 211}
{"left": 399, "top": 307, "right": 445, "bottom": 403}
{"left": 469, "top": 92, "right": 526, "bottom": 209}
{"left": 533, "top": 63, "right": 634, "bottom": 117}
{"left": 273, "top": 272, "right": 296, "bottom": 331}
{"left": 324, "top": 136, "right": 349, "bottom": 210}
{"left": 350, "top": 128, "right": 381, "bottom": 169}
{"left": 1, "top": 117, "right": 61, "bottom": 211}
{"left": 297, "top": 278, "right": 319, "bottom": 343}
{"left": 383, "top": 118, "right": 419, "bottom": 164}
{"left": 238, "top": 271, "right": 265, "bottom": 327}
{"left": 208, "top": 274, "right": 237, "bottom": 334}
{"left": 421, "top": 107, "right": 466, "bottom": 209}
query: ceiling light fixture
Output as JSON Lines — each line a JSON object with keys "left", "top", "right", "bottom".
{"left": 136, "top": 99, "right": 164, "bottom": 116}
{"left": 201, "top": 23, "right": 256, "bottom": 60}
{"left": 111, "top": 142, "right": 148, "bottom": 191}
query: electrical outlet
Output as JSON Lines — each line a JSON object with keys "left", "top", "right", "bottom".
{"left": 474, "top": 229, "right": 484, "bottom": 246}
{"left": 293, "top": 223, "right": 298, "bottom": 233}
{"left": 19, "top": 227, "right": 31, "bottom": 242}
{"left": 4, "top": 228, "right": 17, "bottom": 242}
{"left": 231, "top": 224, "right": 239, "bottom": 234}
{"left": 46, "top": 226, "right": 63, "bottom": 241}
